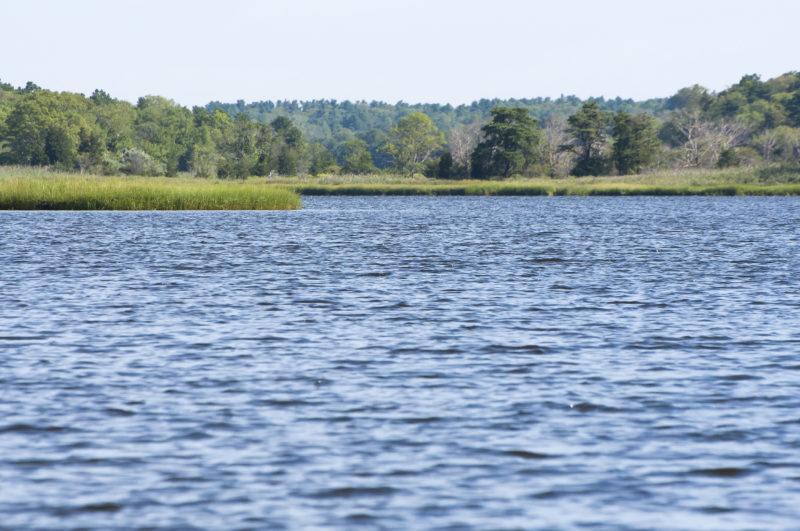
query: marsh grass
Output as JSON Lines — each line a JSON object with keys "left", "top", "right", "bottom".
{"left": 0, "top": 169, "right": 301, "bottom": 210}
{"left": 278, "top": 167, "right": 800, "bottom": 196}
{"left": 2, "top": 166, "right": 798, "bottom": 208}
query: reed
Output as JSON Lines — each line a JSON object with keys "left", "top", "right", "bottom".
{"left": 278, "top": 167, "right": 800, "bottom": 196}
{"left": 2, "top": 167, "right": 798, "bottom": 208}
{"left": 284, "top": 181, "right": 800, "bottom": 197}
{"left": 0, "top": 172, "right": 301, "bottom": 210}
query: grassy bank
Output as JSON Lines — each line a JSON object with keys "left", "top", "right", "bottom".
{"left": 0, "top": 170, "right": 301, "bottom": 210}
{"left": 275, "top": 168, "right": 800, "bottom": 196}
{"left": 2, "top": 167, "right": 798, "bottom": 210}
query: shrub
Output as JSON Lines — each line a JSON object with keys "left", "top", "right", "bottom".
{"left": 120, "top": 148, "right": 166, "bottom": 176}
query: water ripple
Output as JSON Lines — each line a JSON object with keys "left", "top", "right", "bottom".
{"left": 1, "top": 197, "right": 800, "bottom": 528}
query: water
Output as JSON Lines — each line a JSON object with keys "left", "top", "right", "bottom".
{"left": 1, "top": 196, "right": 799, "bottom": 529}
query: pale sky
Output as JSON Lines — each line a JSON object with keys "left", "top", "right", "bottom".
{"left": 2, "top": 0, "right": 798, "bottom": 107}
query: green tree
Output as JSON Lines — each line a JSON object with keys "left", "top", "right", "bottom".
{"left": 4, "top": 90, "right": 92, "bottom": 168}
{"left": 360, "top": 128, "right": 391, "bottom": 168}
{"left": 731, "top": 74, "right": 771, "bottom": 103}
{"left": 76, "top": 126, "right": 105, "bottom": 172}
{"left": 309, "top": 142, "right": 338, "bottom": 175}
{"left": 277, "top": 146, "right": 298, "bottom": 176}
{"left": 564, "top": 101, "right": 611, "bottom": 176}
{"left": 709, "top": 91, "right": 748, "bottom": 119}
{"left": 188, "top": 125, "right": 220, "bottom": 178}
{"left": 134, "top": 96, "right": 194, "bottom": 175}
{"left": 437, "top": 151, "right": 453, "bottom": 179}
{"left": 772, "top": 126, "right": 800, "bottom": 163}
{"left": 187, "top": 107, "right": 233, "bottom": 177}
{"left": 470, "top": 107, "right": 544, "bottom": 178}
{"left": 716, "top": 148, "right": 739, "bottom": 168}
{"left": 225, "top": 113, "right": 259, "bottom": 178}
{"left": 736, "top": 99, "right": 787, "bottom": 129}
{"left": 21, "top": 81, "right": 41, "bottom": 94}
{"left": 341, "top": 139, "right": 376, "bottom": 174}
{"left": 666, "top": 85, "right": 712, "bottom": 111}
{"left": 251, "top": 124, "right": 280, "bottom": 176}
{"left": 271, "top": 115, "right": 303, "bottom": 147}
{"left": 93, "top": 99, "right": 136, "bottom": 152}
{"left": 120, "top": 147, "right": 165, "bottom": 176}
{"left": 269, "top": 116, "right": 306, "bottom": 176}
{"left": 611, "top": 111, "right": 661, "bottom": 174}
{"left": 786, "top": 90, "right": 800, "bottom": 127}
{"left": 89, "top": 89, "right": 114, "bottom": 106}
{"left": 385, "top": 112, "right": 444, "bottom": 176}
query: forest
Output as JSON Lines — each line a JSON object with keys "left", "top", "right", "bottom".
{"left": 0, "top": 72, "right": 799, "bottom": 180}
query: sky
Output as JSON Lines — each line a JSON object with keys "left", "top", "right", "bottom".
{"left": 2, "top": 0, "right": 798, "bottom": 107}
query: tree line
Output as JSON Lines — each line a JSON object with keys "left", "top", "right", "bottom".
{"left": 0, "top": 83, "right": 311, "bottom": 178}
{"left": 1, "top": 72, "right": 799, "bottom": 179}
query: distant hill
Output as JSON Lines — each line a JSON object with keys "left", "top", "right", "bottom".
{"left": 205, "top": 96, "right": 670, "bottom": 141}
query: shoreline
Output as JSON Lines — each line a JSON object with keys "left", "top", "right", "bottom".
{"left": 0, "top": 173, "right": 301, "bottom": 211}
{"left": 1, "top": 167, "right": 798, "bottom": 210}
{"left": 277, "top": 167, "right": 800, "bottom": 197}
{"left": 287, "top": 182, "right": 800, "bottom": 197}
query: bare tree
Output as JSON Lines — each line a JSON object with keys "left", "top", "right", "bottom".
{"left": 672, "top": 109, "right": 750, "bottom": 167}
{"left": 672, "top": 109, "right": 708, "bottom": 167}
{"left": 447, "top": 119, "right": 483, "bottom": 169}
{"left": 775, "top": 126, "right": 800, "bottom": 163}
{"left": 542, "top": 116, "right": 573, "bottom": 177}
{"left": 706, "top": 120, "right": 751, "bottom": 163}
{"left": 753, "top": 128, "right": 780, "bottom": 162}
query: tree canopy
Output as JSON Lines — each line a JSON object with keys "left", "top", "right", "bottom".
{"left": 384, "top": 112, "right": 444, "bottom": 176}
{"left": 611, "top": 111, "right": 661, "bottom": 174}
{"left": 564, "top": 101, "right": 611, "bottom": 176}
{"left": 470, "top": 107, "right": 544, "bottom": 178}
{"left": 1, "top": 71, "right": 799, "bottom": 178}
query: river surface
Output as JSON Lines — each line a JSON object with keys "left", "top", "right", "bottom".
{"left": 1, "top": 196, "right": 799, "bottom": 529}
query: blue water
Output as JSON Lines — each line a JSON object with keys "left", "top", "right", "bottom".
{"left": 1, "top": 196, "right": 799, "bottom": 529}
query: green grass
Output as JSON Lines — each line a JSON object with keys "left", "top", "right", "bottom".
{"left": 275, "top": 167, "right": 800, "bottom": 196}
{"left": 2, "top": 167, "right": 799, "bottom": 209}
{"left": 0, "top": 170, "right": 301, "bottom": 210}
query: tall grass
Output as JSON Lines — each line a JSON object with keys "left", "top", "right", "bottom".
{"left": 2, "top": 167, "right": 799, "bottom": 207}
{"left": 277, "top": 167, "right": 800, "bottom": 196}
{"left": 284, "top": 180, "right": 800, "bottom": 197}
{"left": 0, "top": 171, "right": 301, "bottom": 210}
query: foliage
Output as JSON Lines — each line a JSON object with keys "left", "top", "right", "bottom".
{"left": 384, "top": 112, "right": 444, "bottom": 176}
{"left": 470, "top": 107, "right": 544, "bottom": 179}
{"left": 611, "top": 111, "right": 661, "bottom": 174}
{"left": 660, "top": 73, "right": 800, "bottom": 170}
{"left": 437, "top": 151, "right": 454, "bottom": 179}
{"left": 309, "top": 142, "right": 338, "bottom": 175}
{"left": 3, "top": 90, "right": 93, "bottom": 168}
{"left": 340, "top": 139, "right": 376, "bottom": 174}
{"left": 120, "top": 147, "right": 166, "bottom": 176}
{"left": 206, "top": 95, "right": 669, "bottom": 159}
{"left": 564, "top": 102, "right": 611, "bottom": 176}
{"left": 1, "top": 71, "right": 799, "bottom": 180}
{"left": 716, "top": 148, "right": 739, "bottom": 168}
{"left": 0, "top": 82, "right": 312, "bottom": 179}
{"left": 134, "top": 95, "right": 193, "bottom": 175}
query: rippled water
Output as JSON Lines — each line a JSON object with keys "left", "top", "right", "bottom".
{"left": 2, "top": 196, "right": 800, "bottom": 529}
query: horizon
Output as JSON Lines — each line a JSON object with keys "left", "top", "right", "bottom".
{"left": 4, "top": 70, "right": 793, "bottom": 110}
{"left": 2, "top": 0, "right": 798, "bottom": 109}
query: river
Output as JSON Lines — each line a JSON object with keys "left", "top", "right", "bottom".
{"left": 1, "top": 196, "right": 799, "bottom": 528}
